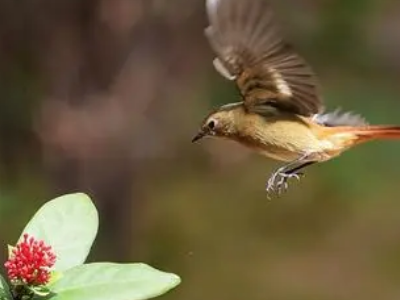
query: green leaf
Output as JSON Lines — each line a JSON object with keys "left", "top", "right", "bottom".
{"left": 0, "top": 275, "right": 12, "bottom": 300}
{"left": 49, "top": 271, "right": 63, "bottom": 286}
{"left": 29, "top": 286, "right": 51, "bottom": 297}
{"left": 18, "top": 193, "right": 99, "bottom": 271}
{"left": 7, "top": 245, "right": 14, "bottom": 259}
{"left": 49, "top": 263, "right": 181, "bottom": 300}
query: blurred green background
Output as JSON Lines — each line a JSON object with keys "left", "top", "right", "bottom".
{"left": 1, "top": 0, "right": 400, "bottom": 299}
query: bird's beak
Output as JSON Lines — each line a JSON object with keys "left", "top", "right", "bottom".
{"left": 191, "top": 130, "right": 206, "bottom": 143}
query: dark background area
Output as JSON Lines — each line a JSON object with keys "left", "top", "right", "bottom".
{"left": 1, "top": 0, "right": 400, "bottom": 299}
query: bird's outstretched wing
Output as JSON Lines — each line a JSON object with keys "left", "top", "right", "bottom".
{"left": 205, "top": 0, "right": 323, "bottom": 116}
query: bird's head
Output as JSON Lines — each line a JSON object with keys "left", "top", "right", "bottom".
{"left": 192, "top": 104, "right": 242, "bottom": 143}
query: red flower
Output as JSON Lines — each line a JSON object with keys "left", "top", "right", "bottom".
{"left": 4, "top": 234, "right": 56, "bottom": 286}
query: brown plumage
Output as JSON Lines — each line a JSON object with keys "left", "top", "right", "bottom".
{"left": 192, "top": 0, "right": 400, "bottom": 197}
{"left": 205, "top": 0, "right": 322, "bottom": 116}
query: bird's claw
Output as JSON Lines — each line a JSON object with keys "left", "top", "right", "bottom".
{"left": 266, "top": 171, "right": 304, "bottom": 199}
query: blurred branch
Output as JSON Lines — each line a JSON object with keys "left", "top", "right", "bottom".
{"left": 30, "top": 0, "right": 206, "bottom": 259}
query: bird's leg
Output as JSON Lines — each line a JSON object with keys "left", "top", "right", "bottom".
{"left": 266, "top": 156, "right": 315, "bottom": 197}
{"left": 284, "top": 161, "right": 315, "bottom": 177}
{"left": 275, "top": 161, "right": 316, "bottom": 195}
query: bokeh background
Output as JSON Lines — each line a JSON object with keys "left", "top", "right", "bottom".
{"left": 1, "top": 0, "right": 400, "bottom": 299}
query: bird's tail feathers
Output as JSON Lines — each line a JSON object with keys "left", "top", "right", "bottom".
{"left": 353, "top": 126, "right": 400, "bottom": 142}
{"left": 332, "top": 125, "right": 400, "bottom": 144}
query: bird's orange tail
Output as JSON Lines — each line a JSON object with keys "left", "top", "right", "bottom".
{"left": 350, "top": 126, "right": 400, "bottom": 143}
{"left": 317, "top": 125, "right": 400, "bottom": 158}
{"left": 332, "top": 125, "right": 400, "bottom": 145}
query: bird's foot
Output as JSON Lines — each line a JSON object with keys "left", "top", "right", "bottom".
{"left": 266, "top": 170, "right": 304, "bottom": 199}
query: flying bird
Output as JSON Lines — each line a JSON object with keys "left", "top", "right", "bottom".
{"left": 192, "top": 0, "right": 400, "bottom": 197}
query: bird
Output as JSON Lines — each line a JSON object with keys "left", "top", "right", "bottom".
{"left": 192, "top": 0, "right": 400, "bottom": 197}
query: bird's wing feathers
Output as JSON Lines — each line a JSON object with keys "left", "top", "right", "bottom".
{"left": 313, "top": 109, "right": 368, "bottom": 127}
{"left": 205, "top": 0, "right": 323, "bottom": 116}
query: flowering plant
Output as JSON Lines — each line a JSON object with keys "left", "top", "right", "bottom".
{"left": 0, "top": 193, "right": 180, "bottom": 300}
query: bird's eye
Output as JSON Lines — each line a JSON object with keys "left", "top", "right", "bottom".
{"left": 208, "top": 120, "right": 216, "bottom": 129}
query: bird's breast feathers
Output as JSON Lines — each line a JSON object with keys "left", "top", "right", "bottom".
{"left": 231, "top": 114, "right": 345, "bottom": 162}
